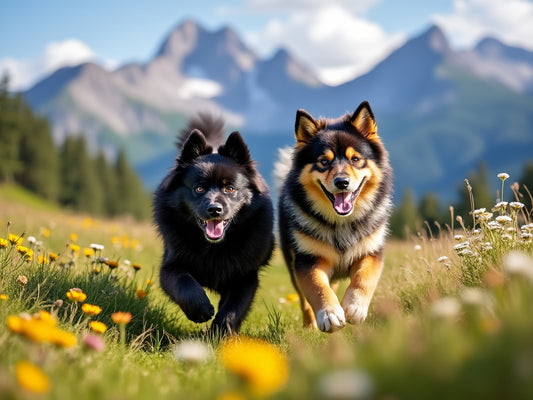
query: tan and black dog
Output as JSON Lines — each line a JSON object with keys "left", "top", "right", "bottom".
{"left": 276, "top": 101, "right": 393, "bottom": 332}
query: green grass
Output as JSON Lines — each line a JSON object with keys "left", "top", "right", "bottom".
{"left": 0, "top": 184, "right": 59, "bottom": 213}
{"left": 1, "top": 182, "right": 533, "bottom": 399}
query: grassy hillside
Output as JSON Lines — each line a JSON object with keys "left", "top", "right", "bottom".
{"left": 1, "top": 180, "right": 533, "bottom": 399}
{"left": 0, "top": 184, "right": 60, "bottom": 213}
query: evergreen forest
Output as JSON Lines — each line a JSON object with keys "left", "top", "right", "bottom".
{"left": 0, "top": 75, "right": 150, "bottom": 219}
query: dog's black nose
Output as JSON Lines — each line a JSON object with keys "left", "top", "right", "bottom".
{"left": 207, "top": 203, "right": 223, "bottom": 217}
{"left": 334, "top": 177, "right": 350, "bottom": 190}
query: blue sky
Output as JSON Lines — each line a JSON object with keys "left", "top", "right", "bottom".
{"left": 2, "top": 0, "right": 532, "bottom": 89}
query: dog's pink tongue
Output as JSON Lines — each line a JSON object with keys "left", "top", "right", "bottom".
{"left": 334, "top": 192, "right": 353, "bottom": 214}
{"left": 206, "top": 220, "right": 224, "bottom": 239}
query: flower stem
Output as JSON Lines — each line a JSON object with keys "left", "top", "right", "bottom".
{"left": 119, "top": 324, "right": 126, "bottom": 348}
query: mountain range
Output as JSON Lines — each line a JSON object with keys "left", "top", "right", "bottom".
{"left": 23, "top": 19, "right": 533, "bottom": 203}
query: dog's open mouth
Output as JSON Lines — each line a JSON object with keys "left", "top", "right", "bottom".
{"left": 198, "top": 218, "right": 230, "bottom": 241}
{"left": 319, "top": 178, "right": 366, "bottom": 216}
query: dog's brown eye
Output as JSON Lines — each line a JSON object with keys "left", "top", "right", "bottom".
{"left": 224, "top": 185, "right": 235, "bottom": 193}
{"left": 320, "top": 159, "right": 330, "bottom": 167}
{"left": 195, "top": 185, "right": 205, "bottom": 193}
{"left": 351, "top": 156, "right": 360, "bottom": 163}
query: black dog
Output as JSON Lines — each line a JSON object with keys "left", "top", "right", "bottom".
{"left": 153, "top": 114, "right": 274, "bottom": 335}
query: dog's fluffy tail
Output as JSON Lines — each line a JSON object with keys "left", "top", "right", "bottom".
{"left": 176, "top": 113, "right": 226, "bottom": 151}
{"left": 273, "top": 146, "right": 293, "bottom": 193}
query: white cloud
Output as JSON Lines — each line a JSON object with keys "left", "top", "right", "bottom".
{"left": 0, "top": 39, "right": 116, "bottom": 91}
{"left": 41, "top": 39, "right": 96, "bottom": 74}
{"left": 243, "top": 0, "right": 381, "bottom": 14}
{"left": 0, "top": 57, "right": 35, "bottom": 91}
{"left": 433, "top": 0, "right": 533, "bottom": 50}
{"left": 246, "top": 4, "right": 405, "bottom": 85}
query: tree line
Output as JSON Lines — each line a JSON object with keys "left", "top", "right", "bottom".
{"left": 390, "top": 161, "right": 533, "bottom": 238}
{"left": 0, "top": 75, "right": 150, "bottom": 219}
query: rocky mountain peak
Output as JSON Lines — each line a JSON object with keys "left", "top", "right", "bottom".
{"left": 418, "top": 24, "right": 452, "bottom": 55}
{"left": 259, "top": 48, "right": 322, "bottom": 88}
{"left": 475, "top": 37, "right": 533, "bottom": 65}
{"left": 155, "top": 19, "right": 202, "bottom": 59}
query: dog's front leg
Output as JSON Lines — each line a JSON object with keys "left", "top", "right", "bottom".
{"left": 211, "top": 272, "right": 259, "bottom": 336}
{"left": 160, "top": 265, "right": 214, "bottom": 323}
{"left": 341, "top": 252, "right": 383, "bottom": 324}
{"left": 295, "top": 256, "right": 345, "bottom": 333}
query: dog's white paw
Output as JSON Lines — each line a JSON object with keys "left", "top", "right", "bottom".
{"left": 316, "top": 304, "right": 346, "bottom": 332}
{"left": 342, "top": 288, "right": 371, "bottom": 324}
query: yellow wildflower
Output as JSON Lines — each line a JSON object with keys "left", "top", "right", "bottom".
{"left": 38, "top": 255, "right": 50, "bottom": 265}
{"left": 105, "top": 259, "right": 119, "bottom": 269}
{"left": 7, "top": 315, "right": 25, "bottom": 333}
{"left": 132, "top": 263, "right": 142, "bottom": 271}
{"left": 81, "top": 218, "right": 93, "bottom": 229}
{"left": 8, "top": 312, "right": 76, "bottom": 347}
{"left": 69, "top": 233, "right": 78, "bottom": 242}
{"left": 219, "top": 337, "right": 289, "bottom": 397}
{"left": 217, "top": 391, "right": 247, "bottom": 400}
{"left": 111, "top": 311, "right": 132, "bottom": 325}
{"left": 49, "top": 252, "right": 59, "bottom": 261}
{"left": 83, "top": 247, "right": 94, "bottom": 258}
{"left": 146, "top": 279, "right": 153, "bottom": 286}
{"left": 17, "top": 246, "right": 33, "bottom": 261}
{"left": 41, "top": 227, "right": 51, "bottom": 238}
{"left": 8, "top": 233, "right": 23, "bottom": 246}
{"left": 89, "top": 321, "right": 108, "bottom": 334}
{"left": 82, "top": 303, "right": 102, "bottom": 316}
{"left": 136, "top": 288, "right": 147, "bottom": 299}
{"left": 15, "top": 360, "right": 51, "bottom": 394}
{"left": 51, "top": 330, "right": 77, "bottom": 347}
{"left": 0, "top": 237, "right": 8, "bottom": 248}
{"left": 22, "top": 321, "right": 56, "bottom": 343}
{"left": 121, "top": 235, "right": 130, "bottom": 248}
{"left": 0, "top": 294, "right": 8, "bottom": 301}
{"left": 36, "top": 310, "right": 58, "bottom": 327}
{"left": 66, "top": 288, "right": 87, "bottom": 302}
{"left": 69, "top": 243, "right": 81, "bottom": 252}
{"left": 285, "top": 293, "right": 300, "bottom": 303}
{"left": 17, "top": 245, "right": 28, "bottom": 255}
{"left": 16, "top": 311, "right": 57, "bottom": 343}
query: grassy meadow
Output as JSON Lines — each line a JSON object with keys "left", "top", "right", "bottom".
{"left": 1, "top": 177, "right": 533, "bottom": 400}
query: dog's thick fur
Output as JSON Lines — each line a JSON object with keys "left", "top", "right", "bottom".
{"left": 153, "top": 114, "right": 274, "bottom": 335}
{"left": 276, "top": 102, "right": 393, "bottom": 332}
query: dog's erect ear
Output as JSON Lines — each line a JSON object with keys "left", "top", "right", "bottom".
{"left": 177, "top": 129, "right": 212, "bottom": 166}
{"left": 350, "top": 101, "right": 378, "bottom": 140}
{"left": 219, "top": 132, "right": 266, "bottom": 192}
{"left": 295, "top": 109, "right": 320, "bottom": 147}
{"left": 160, "top": 130, "right": 210, "bottom": 192}
{"left": 219, "top": 131, "right": 252, "bottom": 166}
